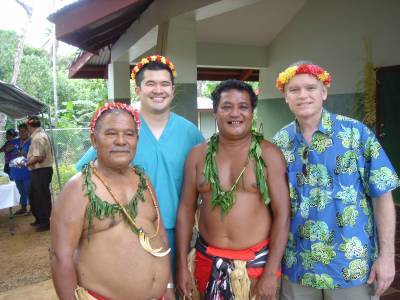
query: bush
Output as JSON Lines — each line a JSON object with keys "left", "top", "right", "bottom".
{"left": 52, "top": 164, "right": 77, "bottom": 193}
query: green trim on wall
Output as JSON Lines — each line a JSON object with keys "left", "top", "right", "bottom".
{"left": 256, "top": 98, "right": 292, "bottom": 140}
{"left": 171, "top": 83, "right": 198, "bottom": 125}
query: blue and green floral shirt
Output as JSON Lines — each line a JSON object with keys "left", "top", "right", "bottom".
{"left": 273, "top": 109, "right": 399, "bottom": 289}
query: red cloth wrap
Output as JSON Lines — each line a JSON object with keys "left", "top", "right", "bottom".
{"left": 86, "top": 289, "right": 109, "bottom": 300}
{"left": 194, "top": 239, "right": 269, "bottom": 293}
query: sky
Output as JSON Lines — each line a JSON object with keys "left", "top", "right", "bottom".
{"left": 0, "top": 0, "right": 79, "bottom": 56}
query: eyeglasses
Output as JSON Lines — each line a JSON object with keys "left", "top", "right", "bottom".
{"left": 302, "top": 147, "right": 309, "bottom": 177}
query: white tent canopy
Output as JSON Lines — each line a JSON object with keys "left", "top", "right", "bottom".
{"left": 0, "top": 80, "right": 48, "bottom": 119}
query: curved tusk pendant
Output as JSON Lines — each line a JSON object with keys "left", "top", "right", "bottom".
{"left": 138, "top": 230, "right": 171, "bottom": 257}
{"left": 151, "top": 247, "right": 171, "bottom": 257}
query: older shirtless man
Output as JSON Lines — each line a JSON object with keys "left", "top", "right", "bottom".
{"left": 176, "top": 80, "right": 290, "bottom": 300}
{"left": 50, "top": 102, "right": 173, "bottom": 300}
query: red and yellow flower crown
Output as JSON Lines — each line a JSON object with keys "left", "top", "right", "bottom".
{"left": 130, "top": 55, "right": 177, "bottom": 80}
{"left": 276, "top": 64, "right": 332, "bottom": 92}
{"left": 89, "top": 102, "right": 141, "bottom": 134}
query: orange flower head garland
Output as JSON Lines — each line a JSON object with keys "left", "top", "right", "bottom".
{"left": 130, "top": 55, "right": 177, "bottom": 80}
{"left": 89, "top": 102, "right": 141, "bottom": 134}
{"left": 276, "top": 64, "right": 332, "bottom": 92}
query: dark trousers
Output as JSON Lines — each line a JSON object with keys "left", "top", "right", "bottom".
{"left": 4, "top": 163, "right": 10, "bottom": 178}
{"left": 30, "top": 167, "right": 53, "bottom": 225}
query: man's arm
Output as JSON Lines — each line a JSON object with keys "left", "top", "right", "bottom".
{"left": 50, "top": 174, "right": 87, "bottom": 300}
{"left": 145, "top": 179, "right": 175, "bottom": 300}
{"left": 0, "top": 142, "right": 14, "bottom": 152}
{"left": 252, "top": 142, "right": 290, "bottom": 300}
{"left": 175, "top": 146, "right": 202, "bottom": 299}
{"left": 367, "top": 191, "right": 396, "bottom": 296}
{"left": 26, "top": 155, "right": 44, "bottom": 167}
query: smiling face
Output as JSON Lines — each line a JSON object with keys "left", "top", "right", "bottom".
{"left": 284, "top": 73, "right": 327, "bottom": 121}
{"left": 215, "top": 89, "right": 253, "bottom": 140}
{"left": 90, "top": 111, "right": 138, "bottom": 169}
{"left": 135, "top": 69, "right": 174, "bottom": 115}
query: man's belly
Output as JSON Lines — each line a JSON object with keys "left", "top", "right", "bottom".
{"left": 199, "top": 192, "right": 271, "bottom": 249}
{"left": 77, "top": 223, "right": 170, "bottom": 300}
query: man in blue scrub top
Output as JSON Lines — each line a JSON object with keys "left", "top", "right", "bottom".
{"left": 76, "top": 55, "right": 204, "bottom": 286}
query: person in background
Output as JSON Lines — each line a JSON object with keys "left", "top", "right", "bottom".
{"left": 1, "top": 128, "right": 18, "bottom": 179}
{"left": 26, "top": 116, "right": 53, "bottom": 232}
{"left": 273, "top": 61, "right": 399, "bottom": 300}
{"left": 10, "top": 123, "right": 32, "bottom": 215}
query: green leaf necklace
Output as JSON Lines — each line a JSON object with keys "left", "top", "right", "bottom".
{"left": 83, "top": 162, "right": 170, "bottom": 257}
{"left": 203, "top": 130, "right": 270, "bottom": 215}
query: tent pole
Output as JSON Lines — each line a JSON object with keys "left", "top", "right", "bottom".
{"left": 44, "top": 108, "right": 62, "bottom": 200}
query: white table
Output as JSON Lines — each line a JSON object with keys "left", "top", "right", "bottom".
{"left": 0, "top": 181, "right": 20, "bottom": 235}
{"left": 0, "top": 181, "right": 20, "bottom": 210}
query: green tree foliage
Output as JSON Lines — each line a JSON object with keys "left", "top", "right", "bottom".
{"left": 18, "top": 47, "right": 53, "bottom": 105}
{"left": 0, "top": 30, "right": 18, "bottom": 82}
{"left": 0, "top": 29, "right": 108, "bottom": 189}
{"left": 0, "top": 29, "right": 107, "bottom": 128}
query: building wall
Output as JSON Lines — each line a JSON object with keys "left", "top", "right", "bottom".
{"left": 199, "top": 111, "right": 216, "bottom": 139}
{"left": 257, "top": 94, "right": 361, "bottom": 140}
{"left": 257, "top": 0, "right": 400, "bottom": 139}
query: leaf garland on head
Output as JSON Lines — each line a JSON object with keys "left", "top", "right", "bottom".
{"left": 82, "top": 163, "right": 147, "bottom": 240}
{"left": 203, "top": 131, "right": 270, "bottom": 216}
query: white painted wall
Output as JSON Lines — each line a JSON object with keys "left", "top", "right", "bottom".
{"left": 199, "top": 111, "right": 217, "bottom": 139}
{"left": 262, "top": 0, "right": 400, "bottom": 99}
{"left": 107, "top": 61, "right": 130, "bottom": 101}
{"left": 112, "top": 0, "right": 267, "bottom": 63}
{"left": 197, "top": 43, "right": 268, "bottom": 68}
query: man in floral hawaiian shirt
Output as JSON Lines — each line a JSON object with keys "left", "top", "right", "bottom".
{"left": 273, "top": 61, "right": 399, "bottom": 300}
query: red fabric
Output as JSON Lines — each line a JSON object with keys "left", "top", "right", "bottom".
{"left": 89, "top": 102, "right": 141, "bottom": 134}
{"left": 206, "top": 239, "right": 268, "bottom": 260}
{"left": 194, "top": 239, "right": 269, "bottom": 293}
{"left": 87, "top": 289, "right": 110, "bottom": 300}
{"left": 195, "top": 251, "right": 214, "bottom": 293}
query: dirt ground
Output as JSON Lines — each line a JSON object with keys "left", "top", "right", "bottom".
{"left": 0, "top": 207, "right": 51, "bottom": 293}
{"left": 1, "top": 207, "right": 400, "bottom": 300}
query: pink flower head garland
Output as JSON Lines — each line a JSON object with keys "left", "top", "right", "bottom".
{"left": 89, "top": 102, "right": 141, "bottom": 134}
{"left": 276, "top": 64, "right": 332, "bottom": 92}
{"left": 130, "top": 55, "right": 177, "bottom": 80}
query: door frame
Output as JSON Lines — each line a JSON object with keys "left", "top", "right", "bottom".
{"left": 375, "top": 65, "right": 400, "bottom": 139}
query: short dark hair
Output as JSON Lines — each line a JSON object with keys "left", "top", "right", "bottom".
{"left": 211, "top": 79, "right": 257, "bottom": 113}
{"left": 18, "top": 123, "right": 28, "bottom": 131}
{"left": 135, "top": 61, "right": 174, "bottom": 86}
{"left": 6, "top": 128, "right": 17, "bottom": 137}
{"left": 27, "top": 116, "right": 41, "bottom": 128}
